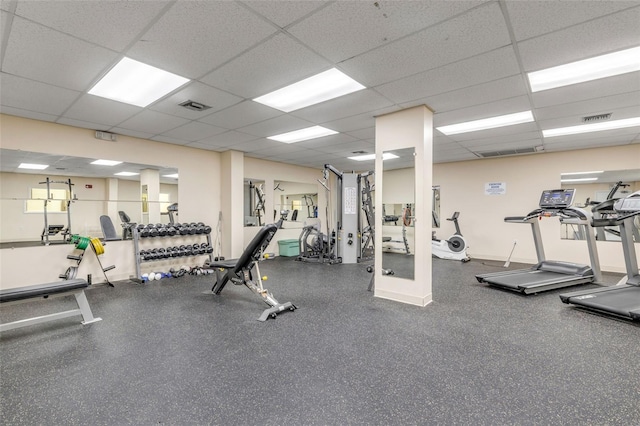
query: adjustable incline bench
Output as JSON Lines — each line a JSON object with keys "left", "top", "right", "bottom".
{"left": 205, "top": 223, "right": 296, "bottom": 321}
{"left": 0, "top": 279, "right": 102, "bottom": 332}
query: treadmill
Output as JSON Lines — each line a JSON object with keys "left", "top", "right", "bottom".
{"left": 476, "top": 189, "right": 602, "bottom": 294}
{"left": 560, "top": 191, "right": 640, "bottom": 321}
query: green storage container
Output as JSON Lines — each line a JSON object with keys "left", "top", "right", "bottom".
{"left": 278, "top": 239, "right": 299, "bottom": 257}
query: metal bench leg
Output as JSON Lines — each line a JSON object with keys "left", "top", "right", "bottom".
{"left": 74, "top": 290, "right": 102, "bottom": 325}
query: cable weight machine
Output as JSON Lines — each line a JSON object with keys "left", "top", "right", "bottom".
{"left": 39, "top": 177, "right": 76, "bottom": 245}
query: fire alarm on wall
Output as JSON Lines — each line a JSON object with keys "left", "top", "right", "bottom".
{"left": 85, "top": 184, "right": 93, "bottom": 189}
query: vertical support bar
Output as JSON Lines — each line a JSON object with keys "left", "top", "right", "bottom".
{"left": 73, "top": 290, "right": 102, "bottom": 324}
{"left": 530, "top": 219, "right": 546, "bottom": 263}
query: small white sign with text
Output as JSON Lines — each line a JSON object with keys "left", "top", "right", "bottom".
{"left": 485, "top": 182, "right": 506, "bottom": 195}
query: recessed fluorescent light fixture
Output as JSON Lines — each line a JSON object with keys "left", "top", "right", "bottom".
{"left": 348, "top": 153, "right": 399, "bottom": 161}
{"left": 543, "top": 117, "right": 640, "bottom": 138}
{"left": 528, "top": 46, "right": 640, "bottom": 92}
{"left": 91, "top": 159, "right": 122, "bottom": 166}
{"left": 436, "top": 111, "right": 534, "bottom": 135}
{"left": 253, "top": 68, "right": 366, "bottom": 112}
{"left": 560, "top": 178, "right": 599, "bottom": 183}
{"left": 561, "top": 171, "right": 604, "bottom": 176}
{"left": 18, "top": 163, "right": 48, "bottom": 170}
{"left": 267, "top": 126, "right": 338, "bottom": 143}
{"left": 163, "top": 174, "right": 179, "bottom": 179}
{"left": 88, "top": 57, "right": 190, "bottom": 107}
{"left": 114, "top": 172, "right": 139, "bottom": 177}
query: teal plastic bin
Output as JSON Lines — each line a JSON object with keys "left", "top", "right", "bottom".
{"left": 278, "top": 239, "right": 300, "bottom": 257}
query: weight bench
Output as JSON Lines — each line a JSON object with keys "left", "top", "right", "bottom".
{"left": 205, "top": 223, "right": 296, "bottom": 321}
{"left": 0, "top": 279, "right": 102, "bottom": 332}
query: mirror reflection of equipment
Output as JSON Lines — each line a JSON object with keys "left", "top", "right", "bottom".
{"left": 39, "top": 177, "right": 76, "bottom": 245}
{"left": 431, "top": 212, "right": 470, "bottom": 262}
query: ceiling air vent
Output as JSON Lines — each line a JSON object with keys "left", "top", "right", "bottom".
{"left": 476, "top": 147, "right": 536, "bottom": 158}
{"left": 352, "top": 150, "right": 367, "bottom": 154}
{"left": 179, "top": 100, "right": 211, "bottom": 112}
{"left": 582, "top": 113, "right": 611, "bottom": 123}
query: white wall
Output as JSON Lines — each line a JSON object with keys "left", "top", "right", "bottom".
{"left": 433, "top": 144, "right": 640, "bottom": 273}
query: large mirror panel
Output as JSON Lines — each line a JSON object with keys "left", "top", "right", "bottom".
{"left": 274, "top": 181, "right": 319, "bottom": 229}
{"left": 0, "top": 149, "right": 178, "bottom": 246}
{"left": 560, "top": 169, "right": 640, "bottom": 242}
{"left": 244, "top": 179, "right": 265, "bottom": 227}
{"left": 382, "top": 148, "right": 415, "bottom": 280}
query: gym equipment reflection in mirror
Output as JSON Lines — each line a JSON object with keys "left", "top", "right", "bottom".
{"left": 382, "top": 148, "right": 415, "bottom": 281}
{"left": 559, "top": 169, "right": 640, "bottom": 243}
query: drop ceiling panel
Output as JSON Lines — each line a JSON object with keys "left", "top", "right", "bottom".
{"left": 290, "top": 89, "right": 395, "bottom": 124}
{"left": 160, "top": 121, "right": 227, "bottom": 142}
{"left": 57, "top": 117, "right": 108, "bottom": 131}
{"left": 535, "top": 92, "right": 640, "bottom": 122}
{"left": 150, "top": 82, "right": 243, "bottom": 120}
{"left": 344, "top": 127, "right": 375, "bottom": 141}
{"left": 109, "top": 127, "right": 155, "bottom": 141}
{"left": 249, "top": 144, "right": 308, "bottom": 158}
{"left": 538, "top": 105, "right": 640, "bottom": 130}
{"left": 293, "top": 133, "right": 359, "bottom": 150}
{"left": 64, "top": 94, "right": 142, "bottom": 127}
{"left": 201, "top": 33, "right": 331, "bottom": 99}
{"left": 198, "top": 101, "right": 282, "bottom": 129}
{"left": 542, "top": 127, "right": 640, "bottom": 145}
{"left": 505, "top": 1, "right": 637, "bottom": 42}
{"left": 0, "top": 73, "right": 80, "bottom": 116}
{"left": 322, "top": 107, "right": 400, "bottom": 133}
{"left": 320, "top": 140, "right": 376, "bottom": 156}
{"left": 531, "top": 72, "right": 640, "bottom": 108}
{"left": 339, "top": 2, "right": 511, "bottom": 87}
{"left": 433, "top": 150, "right": 478, "bottom": 163}
{"left": 194, "top": 130, "right": 259, "bottom": 147}
{"left": 2, "top": 16, "right": 118, "bottom": 91}
{"left": 375, "top": 46, "right": 520, "bottom": 104}
{"left": 411, "top": 75, "right": 528, "bottom": 114}
{"left": 517, "top": 7, "right": 640, "bottom": 72}
{"left": 238, "top": 115, "right": 315, "bottom": 138}
{"left": 117, "top": 110, "right": 190, "bottom": 135}
{"left": 229, "top": 138, "right": 282, "bottom": 153}
{"left": 468, "top": 139, "right": 541, "bottom": 153}
{"left": 457, "top": 131, "right": 542, "bottom": 149}
{"left": 14, "top": 0, "right": 170, "bottom": 51}
{"left": 442, "top": 122, "right": 539, "bottom": 142}
{"left": 543, "top": 136, "right": 638, "bottom": 152}
{"left": 289, "top": 0, "right": 483, "bottom": 63}
{"left": 150, "top": 135, "right": 191, "bottom": 146}
{"left": 434, "top": 95, "right": 532, "bottom": 127}
{"left": 241, "top": 1, "right": 328, "bottom": 28}
{"left": 128, "top": 1, "right": 277, "bottom": 78}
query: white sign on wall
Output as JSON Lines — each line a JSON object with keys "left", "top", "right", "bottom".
{"left": 485, "top": 182, "right": 506, "bottom": 195}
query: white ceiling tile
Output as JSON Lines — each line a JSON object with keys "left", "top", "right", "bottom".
{"left": 290, "top": 89, "right": 395, "bottom": 124}
{"left": 321, "top": 106, "right": 399, "bottom": 133}
{"left": 535, "top": 92, "right": 640, "bottom": 122}
{"left": 375, "top": 46, "right": 520, "bottom": 104}
{"left": 56, "top": 117, "right": 105, "bottom": 131}
{"left": 443, "top": 122, "right": 540, "bottom": 142}
{"left": 15, "top": 0, "right": 170, "bottom": 51}
{"left": 542, "top": 127, "right": 640, "bottom": 145}
{"left": 531, "top": 72, "right": 640, "bottom": 108}
{"left": 118, "top": 110, "right": 190, "bottom": 135}
{"left": 518, "top": 7, "right": 640, "bottom": 72}
{"left": 451, "top": 131, "right": 541, "bottom": 148}
{"left": 538, "top": 105, "right": 640, "bottom": 130}
{"left": 150, "top": 135, "right": 191, "bottom": 146}
{"left": 294, "top": 133, "right": 359, "bottom": 149}
{"left": 0, "top": 106, "right": 58, "bottom": 123}
{"left": 339, "top": 2, "right": 511, "bottom": 87}
{"left": 161, "top": 121, "right": 227, "bottom": 142}
{"left": 150, "top": 82, "right": 243, "bottom": 120}
{"left": 250, "top": 144, "right": 308, "bottom": 157}
{"left": 464, "top": 139, "right": 542, "bottom": 153}
{"left": 64, "top": 94, "right": 142, "bottom": 127}
{"left": 434, "top": 95, "right": 533, "bottom": 127}
{"left": 128, "top": 1, "right": 277, "bottom": 78}
{"left": 289, "top": 0, "right": 483, "bottom": 63}
{"left": 2, "top": 16, "right": 118, "bottom": 91}
{"left": 505, "top": 1, "right": 637, "bottom": 42}
{"left": 201, "top": 33, "right": 331, "bottom": 99}
{"left": 229, "top": 138, "right": 282, "bottom": 153}
{"left": 198, "top": 101, "right": 283, "bottom": 129}
{"left": 238, "top": 115, "right": 315, "bottom": 138}
{"left": 109, "top": 127, "right": 155, "bottom": 140}
{"left": 410, "top": 75, "right": 528, "bottom": 114}
{"left": 242, "top": 1, "right": 327, "bottom": 28}
{"left": 195, "top": 130, "right": 259, "bottom": 146}
{"left": 433, "top": 150, "right": 479, "bottom": 163}
{"left": 344, "top": 127, "right": 375, "bottom": 141}
{"left": 0, "top": 73, "right": 80, "bottom": 115}
{"left": 543, "top": 135, "right": 638, "bottom": 152}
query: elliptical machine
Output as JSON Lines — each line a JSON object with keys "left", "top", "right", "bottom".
{"left": 431, "top": 212, "right": 470, "bottom": 262}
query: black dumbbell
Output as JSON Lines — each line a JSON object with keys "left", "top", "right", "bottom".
{"left": 167, "top": 226, "right": 177, "bottom": 236}
{"left": 196, "top": 225, "right": 204, "bottom": 234}
{"left": 203, "top": 225, "right": 212, "bottom": 234}
{"left": 158, "top": 226, "right": 167, "bottom": 237}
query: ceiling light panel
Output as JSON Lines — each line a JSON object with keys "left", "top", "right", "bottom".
{"left": 436, "top": 111, "right": 534, "bottom": 135}
{"left": 528, "top": 46, "right": 640, "bottom": 92}
{"left": 268, "top": 126, "right": 338, "bottom": 143}
{"left": 348, "top": 153, "right": 399, "bottom": 161}
{"left": 91, "top": 159, "right": 122, "bottom": 166}
{"left": 163, "top": 174, "right": 179, "bottom": 179}
{"left": 88, "top": 57, "right": 190, "bottom": 107}
{"left": 114, "top": 172, "right": 139, "bottom": 176}
{"left": 560, "top": 178, "right": 599, "bottom": 183}
{"left": 560, "top": 171, "right": 604, "bottom": 176}
{"left": 253, "top": 68, "right": 366, "bottom": 112}
{"left": 18, "top": 163, "right": 49, "bottom": 170}
{"left": 543, "top": 117, "right": 640, "bottom": 138}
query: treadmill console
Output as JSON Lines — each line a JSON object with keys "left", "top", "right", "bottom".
{"left": 614, "top": 191, "right": 640, "bottom": 212}
{"left": 539, "top": 189, "right": 575, "bottom": 209}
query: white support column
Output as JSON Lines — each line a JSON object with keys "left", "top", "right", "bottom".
{"left": 221, "top": 150, "right": 244, "bottom": 258}
{"left": 140, "top": 169, "right": 161, "bottom": 224}
{"left": 375, "top": 105, "right": 433, "bottom": 306}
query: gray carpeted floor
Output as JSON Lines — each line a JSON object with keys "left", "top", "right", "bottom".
{"left": 1, "top": 257, "right": 638, "bottom": 425}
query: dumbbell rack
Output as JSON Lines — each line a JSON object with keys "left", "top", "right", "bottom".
{"left": 131, "top": 224, "right": 213, "bottom": 283}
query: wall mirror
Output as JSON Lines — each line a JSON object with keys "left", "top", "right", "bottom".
{"left": 274, "top": 181, "right": 319, "bottom": 228}
{"left": 381, "top": 148, "right": 415, "bottom": 280}
{"left": 244, "top": 178, "right": 265, "bottom": 227}
{"left": 432, "top": 186, "right": 441, "bottom": 228}
{"left": 560, "top": 169, "right": 640, "bottom": 242}
{"left": 0, "top": 148, "right": 177, "bottom": 246}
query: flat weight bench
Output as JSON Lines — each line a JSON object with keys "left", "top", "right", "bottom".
{"left": 205, "top": 223, "right": 296, "bottom": 322}
{"left": 0, "top": 279, "right": 102, "bottom": 332}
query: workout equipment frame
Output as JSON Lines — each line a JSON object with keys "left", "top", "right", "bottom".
{"left": 39, "top": 177, "right": 75, "bottom": 245}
